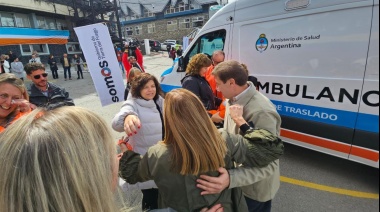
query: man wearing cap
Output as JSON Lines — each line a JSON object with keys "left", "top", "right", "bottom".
{"left": 25, "top": 63, "right": 75, "bottom": 108}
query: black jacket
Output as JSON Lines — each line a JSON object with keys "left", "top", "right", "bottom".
{"left": 166, "top": 44, "right": 172, "bottom": 52}
{"left": 176, "top": 49, "right": 183, "bottom": 57}
{"left": 28, "top": 82, "right": 75, "bottom": 108}
{"left": 181, "top": 74, "right": 222, "bottom": 111}
{"left": 48, "top": 57, "right": 58, "bottom": 71}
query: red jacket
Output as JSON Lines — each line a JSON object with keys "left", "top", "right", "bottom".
{"left": 122, "top": 48, "right": 145, "bottom": 79}
{"left": 122, "top": 51, "right": 132, "bottom": 78}
{"left": 135, "top": 48, "right": 144, "bottom": 72}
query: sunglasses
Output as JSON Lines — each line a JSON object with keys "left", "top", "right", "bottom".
{"left": 33, "top": 73, "right": 48, "bottom": 79}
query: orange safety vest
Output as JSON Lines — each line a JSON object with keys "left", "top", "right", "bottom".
{"left": 205, "top": 66, "right": 224, "bottom": 99}
{"left": 205, "top": 65, "right": 226, "bottom": 119}
{"left": 0, "top": 112, "right": 29, "bottom": 133}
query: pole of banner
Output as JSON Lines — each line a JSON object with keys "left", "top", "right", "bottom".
{"left": 114, "top": 0, "right": 124, "bottom": 48}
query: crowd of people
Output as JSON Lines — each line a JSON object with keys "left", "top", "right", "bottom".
{"left": 0, "top": 46, "right": 284, "bottom": 212}
{"left": 1, "top": 50, "right": 87, "bottom": 81}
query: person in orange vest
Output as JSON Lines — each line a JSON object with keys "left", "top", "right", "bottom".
{"left": 205, "top": 50, "right": 226, "bottom": 126}
{"left": 0, "top": 73, "right": 33, "bottom": 133}
{"left": 205, "top": 50, "right": 225, "bottom": 99}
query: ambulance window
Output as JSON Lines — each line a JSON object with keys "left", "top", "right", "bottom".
{"left": 181, "top": 29, "right": 226, "bottom": 72}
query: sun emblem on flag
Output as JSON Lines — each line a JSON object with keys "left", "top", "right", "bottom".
{"left": 256, "top": 34, "right": 269, "bottom": 53}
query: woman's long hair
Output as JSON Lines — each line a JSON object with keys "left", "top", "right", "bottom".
{"left": 0, "top": 107, "right": 117, "bottom": 212}
{"left": 163, "top": 89, "right": 227, "bottom": 175}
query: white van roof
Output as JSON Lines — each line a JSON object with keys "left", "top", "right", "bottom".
{"left": 205, "top": 0, "right": 374, "bottom": 30}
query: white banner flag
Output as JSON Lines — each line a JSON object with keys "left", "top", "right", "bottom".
{"left": 74, "top": 23, "right": 124, "bottom": 107}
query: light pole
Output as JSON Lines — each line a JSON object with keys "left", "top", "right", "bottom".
{"left": 90, "top": 0, "right": 95, "bottom": 23}
{"left": 113, "top": 0, "right": 124, "bottom": 47}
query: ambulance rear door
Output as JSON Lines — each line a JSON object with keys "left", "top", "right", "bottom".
{"left": 350, "top": 0, "right": 379, "bottom": 168}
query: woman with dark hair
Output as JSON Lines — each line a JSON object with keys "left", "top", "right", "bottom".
{"left": 170, "top": 47, "right": 176, "bottom": 61}
{"left": 47, "top": 54, "right": 59, "bottom": 79}
{"left": 112, "top": 73, "right": 164, "bottom": 211}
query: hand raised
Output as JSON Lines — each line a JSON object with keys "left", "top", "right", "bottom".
{"left": 123, "top": 115, "right": 141, "bottom": 136}
{"left": 229, "top": 105, "right": 246, "bottom": 127}
{"left": 229, "top": 105, "right": 243, "bottom": 120}
{"left": 11, "top": 99, "right": 34, "bottom": 113}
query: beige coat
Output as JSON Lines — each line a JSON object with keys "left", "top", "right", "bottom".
{"left": 224, "top": 82, "right": 282, "bottom": 202}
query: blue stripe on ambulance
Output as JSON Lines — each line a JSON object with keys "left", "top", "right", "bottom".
{"left": 272, "top": 100, "right": 379, "bottom": 134}
{"left": 161, "top": 84, "right": 181, "bottom": 93}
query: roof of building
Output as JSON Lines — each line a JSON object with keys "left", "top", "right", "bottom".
{"left": 120, "top": 0, "right": 218, "bottom": 15}
{"left": 142, "top": 0, "right": 171, "bottom": 13}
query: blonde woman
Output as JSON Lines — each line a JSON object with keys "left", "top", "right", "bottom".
{"left": 181, "top": 54, "right": 223, "bottom": 122}
{"left": 0, "top": 107, "right": 119, "bottom": 211}
{"left": 0, "top": 73, "right": 32, "bottom": 133}
{"left": 119, "top": 89, "right": 284, "bottom": 211}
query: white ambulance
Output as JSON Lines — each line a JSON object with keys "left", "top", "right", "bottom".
{"left": 160, "top": 0, "right": 379, "bottom": 168}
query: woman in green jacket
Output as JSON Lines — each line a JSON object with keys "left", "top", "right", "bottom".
{"left": 119, "top": 89, "right": 283, "bottom": 212}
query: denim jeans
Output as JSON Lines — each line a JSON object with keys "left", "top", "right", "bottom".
{"left": 245, "top": 197, "right": 272, "bottom": 212}
{"left": 142, "top": 188, "right": 159, "bottom": 211}
{"left": 63, "top": 67, "right": 71, "bottom": 79}
{"left": 119, "top": 61, "right": 125, "bottom": 73}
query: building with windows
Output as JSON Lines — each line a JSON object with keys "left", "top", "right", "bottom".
{"left": 119, "top": 0, "right": 221, "bottom": 44}
{"left": 0, "top": 0, "right": 80, "bottom": 64}
{"left": 0, "top": 0, "right": 116, "bottom": 64}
